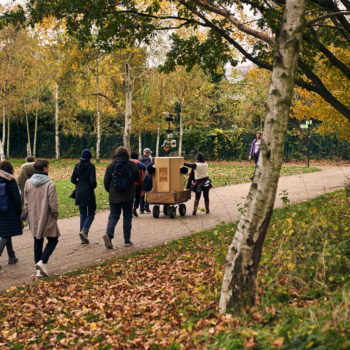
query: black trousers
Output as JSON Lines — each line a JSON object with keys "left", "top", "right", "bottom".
{"left": 34, "top": 237, "right": 58, "bottom": 264}
{"left": 0, "top": 237, "right": 15, "bottom": 258}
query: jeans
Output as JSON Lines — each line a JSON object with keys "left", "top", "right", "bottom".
{"left": 79, "top": 205, "right": 95, "bottom": 234}
{"left": 134, "top": 185, "right": 141, "bottom": 209}
{"left": 252, "top": 153, "right": 259, "bottom": 178}
{"left": 0, "top": 237, "right": 15, "bottom": 258}
{"left": 106, "top": 200, "right": 133, "bottom": 243}
{"left": 140, "top": 194, "right": 149, "bottom": 212}
{"left": 34, "top": 237, "right": 58, "bottom": 264}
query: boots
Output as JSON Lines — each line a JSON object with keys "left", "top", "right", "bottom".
{"left": 205, "top": 201, "right": 210, "bottom": 214}
{"left": 192, "top": 200, "right": 199, "bottom": 216}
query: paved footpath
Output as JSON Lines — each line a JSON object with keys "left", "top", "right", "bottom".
{"left": 1, "top": 166, "right": 349, "bottom": 291}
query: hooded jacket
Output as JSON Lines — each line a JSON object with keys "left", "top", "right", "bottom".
{"left": 24, "top": 172, "right": 60, "bottom": 239}
{"left": 104, "top": 154, "right": 140, "bottom": 203}
{"left": 0, "top": 170, "right": 23, "bottom": 237}
{"left": 71, "top": 160, "right": 97, "bottom": 208}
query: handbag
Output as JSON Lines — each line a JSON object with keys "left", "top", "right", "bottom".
{"left": 69, "top": 189, "right": 76, "bottom": 199}
{"left": 142, "top": 174, "right": 153, "bottom": 192}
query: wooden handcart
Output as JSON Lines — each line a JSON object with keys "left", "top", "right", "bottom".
{"left": 146, "top": 157, "right": 191, "bottom": 218}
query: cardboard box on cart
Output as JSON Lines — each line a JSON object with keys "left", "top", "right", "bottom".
{"left": 147, "top": 157, "right": 191, "bottom": 205}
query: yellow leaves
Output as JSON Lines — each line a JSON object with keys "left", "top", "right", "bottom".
{"left": 287, "top": 262, "right": 295, "bottom": 271}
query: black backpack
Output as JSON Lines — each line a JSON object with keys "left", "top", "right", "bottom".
{"left": 0, "top": 183, "right": 9, "bottom": 212}
{"left": 142, "top": 173, "right": 153, "bottom": 192}
{"left": 112, "top": 160, "right": 133, "bottom": 192}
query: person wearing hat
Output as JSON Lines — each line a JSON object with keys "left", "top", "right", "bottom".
{"left": 139, "top": 148, "right": 153, "bottom": 213}
{"left": 71, "top": 149, "right": 97, "bottom": 244}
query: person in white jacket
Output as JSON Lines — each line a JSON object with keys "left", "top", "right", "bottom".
{"left": 184, "top": 152, "right": 211, "bottom": 215}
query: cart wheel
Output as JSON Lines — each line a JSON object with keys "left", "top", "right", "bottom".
{"left": 169, "top": 206, "right": 176, "bottom": 219}
{"left": 163, "top": 204, "right": 170, "bottom": 216}
{"left": 153, "top": 205, "right": 160, "bottom": 218}
{"left": 179, "top": 204, "right": 186, "bottom": 217}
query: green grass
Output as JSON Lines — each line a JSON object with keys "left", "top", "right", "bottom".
{"left": 10, "top": 158, "right": 320, "bottom": 219}
{"left": 0, "top": 190, "right": 348, "bottom": 348}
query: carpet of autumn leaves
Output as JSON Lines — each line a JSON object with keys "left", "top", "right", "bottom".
{"left": 1, "top": 189, "right": 349, "bottom": 349}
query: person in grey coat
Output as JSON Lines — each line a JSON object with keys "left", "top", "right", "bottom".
{"left": 0, "top": 161, "right": 22, "bottom": 269}
{"left": 24, "top": 159, "right": 60, "bottom": 278}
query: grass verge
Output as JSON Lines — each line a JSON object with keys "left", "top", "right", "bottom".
{"left": 0, "top": 189, "right": 348, "bottom": 349}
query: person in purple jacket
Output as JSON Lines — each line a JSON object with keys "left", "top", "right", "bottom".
{"left": 249, "top": 131, "right": 262, "bottom": 180}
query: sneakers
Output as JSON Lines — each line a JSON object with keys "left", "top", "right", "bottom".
{"left": 139, "top": 210, "right": 145, "bottom": 214}
{"left": 132, "top": 208, "right": 138, "bottom": 217}
{"left": 79, "top": 232, "right": 89, "bottom": 244}
{"left": 35, "top": 260, "right": 49, "bottom": 277}
{"left": 8, "top": 256, "right": 18, "bottom": 265}
{"left": 124, "top": 241, "right": 133, "bottom": 247}
{"left": 145, "top": 208, "right": 151, "bottom": 213}
{"left": 103, "top": 235, "right": 113, "bottom": 249}
{"left": 36, "top": 269, "right": 44, "bottom": 279}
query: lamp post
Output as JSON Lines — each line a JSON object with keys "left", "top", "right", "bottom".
{"left": 300, "top": 120, "right": 312, "bottom": 167}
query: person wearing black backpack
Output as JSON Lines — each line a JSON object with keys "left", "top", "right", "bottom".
{"left": 103, "top": 146, "right": 140, "bottom": 249}
{"left": 71, "top": 149, "right": 97, "bottom": 244}
{"left": 0, "top": 161, "right": 22, "bottom": 269}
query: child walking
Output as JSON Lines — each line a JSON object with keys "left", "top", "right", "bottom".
{"left": 24, "top": 159, "right": 60, "bottom": 278}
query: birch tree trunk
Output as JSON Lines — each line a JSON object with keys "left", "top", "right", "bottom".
{"left": 219, "top": 0, "right": 306, "bottom": 313}
{"left": 156, "top": 127, "right": 160, "bottom": 157}
{"left": 124, "top": 61, "right": 132, "bottom": 151}
{"left": 24, "top": 98, "right": 32, "bottom": 156}
{"left": 33, "top": 81, "right": 40, "bottom": 158}
{"left": 138, "top": 133, "right": 142, "bottom": 156}
{"left": 96, "top": 57, "right": 101, "bottom": 162}
{"left": 1, "top": 99, "right": 6, "bottom": 161}
{"left": 55, "top": 82, "right": 60, "bottom": 160}
{"left": 178, "top": 100, "right": 184, "bottom": 156}
{"left": 6, "top": 117, "right": 10, "bottom": 158}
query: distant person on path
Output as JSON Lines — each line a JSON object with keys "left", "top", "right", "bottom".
{"left": 139, "top": 148, "right": 153, "bottom": 213}
{"left": 249, "top": 131, "right": 263, "bottom": 180}
{"left": 17, "top": 156, "right": 35, "bottom": 210}
{"left": 0, "top": 161, "right": 22, "bottom": 269}
{"left": 130, "top": 151, "right": 154, "bottom": 217}
{"left": 71, "top": 149, "right": 97, "bottom": 244}
{"left": 103, "top": 147, "right": 140, "bottom": 249}
{"left": 24, "top": 159, "right": 60, "bottom": 278}
{"left": 184, "top": 152, "right": 211, "bottom": 215}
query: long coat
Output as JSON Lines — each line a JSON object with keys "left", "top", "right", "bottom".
{"left": 24, "top": 175, "right": 60, "bottom": 239}
{"left": 0, "top": 170, "right": 23, "bottom": 238}
{"left": 71, "top": 160, "right": 97, "bottom": 209}
{"left": 104, "top": 155, "right": 140, "bottom": 204}
{"left": 17, "top": 162, "right": 35, "bottom": 204}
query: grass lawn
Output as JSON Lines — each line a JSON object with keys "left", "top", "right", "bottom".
{"left": 9, "top": 158, "right": 320, "bottom": 219}
{"left": 0, "top": 190, "right": 348, "bottom": 348}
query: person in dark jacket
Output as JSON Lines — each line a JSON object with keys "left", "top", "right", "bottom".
{"left": 0, "top": 161, "right": 22, "bottom": 269}
{"left": 71, "top": 149, "right": 97, "bottom": 244}
{"left": 103, "top": 146, "right": 140, "bottom": 249}
{"left": 17, "top": 156, "right": 35, "bottom": 210}
{"left": 249, "top": 131, "right": 263, "bottom": 180}
{"left": 139, "top": 147, "right": 153, "bottom": 213}
{"left": 130, "top": 151, "right": 154, "bottom": 217}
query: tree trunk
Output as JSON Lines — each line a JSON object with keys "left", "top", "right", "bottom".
{"left": 6, "top": 117, "right": 10, "bottom": 158}
{"left": 24, "top": 98, "right": 32, "bottom": 156}
{"left": 219, "top": 0, "right": 306, "bottom": 314}
{"left": 138, "top": 133, "right": 142, "bottom": 156}
{"left": 124, "top": 61, "right": 132, "bottom": 151}
{"left": 55, "top": 82, "right": 60, "bottom": 160}
{"left": 96, "top": 56, "right": 101, "bottom": 162}
{"left": 178, "top": 100, "right": 184, "bottom": 156}
{"left": 1, "top": 99, "right": 6, "bottom": 161}
{"left": 156, "top": 126, "right": 160, "bottom": 157}
{"left": 33, "top": 82, "right": 40, "bottom": 158}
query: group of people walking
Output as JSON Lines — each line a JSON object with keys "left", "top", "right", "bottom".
{"left": 3, "top": 139, "right": 259, "bottom": 278}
